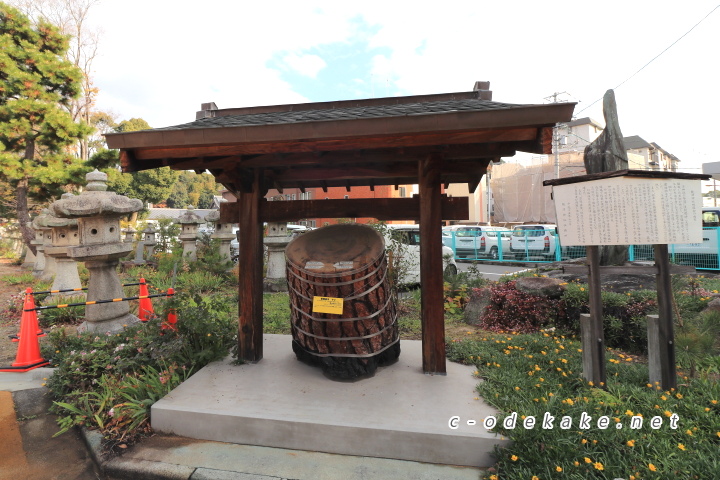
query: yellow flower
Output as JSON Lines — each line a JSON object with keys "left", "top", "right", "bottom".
{"left": 588, "top": 381, "right": 594, "bottom": 386}
{"left": 581, "top": 438, "right": 587, "bottom": 444}
{"left": 676, "top": 393, "right": 683, "bottom": 399}
{"left": 678, "top": 443, "right": 686, "bottom": 451}
{"left": 686, "top": 429, "right": 693, "bottom": 436}
{"left": 584, "top": 457, "right": 592, "bottom": 463}
{"left": 660, "top": 395, "right": 667, "bottom": 400}
{"left": 625, "top": 410, "right": 634, "bottom": 416}
{"left": 573, "top": 461, "right": 580, "bottom": 466}
{"left": 489, "top": 476, "right": 498, "bottom": 480}
{"left": 706, "top": 408, "right": 711, "bottom": 412}
{"left": 712, "top": 400, "right": 718, "bottom": 405}
{"left": 532, "top": 477, "right": 539, "bottom": 480}
{"left": 548, "top": 392, "right": 554, "bottom": 397}
{"left": 626, "top": 440, "right": 635, "bottom": 447}
{"left": 566, "top": 398, "right": 574, "bottom": 406}
{"left": 515, "top": 386, "right": 520, "bottom": 391}
{"left": 648, "top": 463, "right": 657, "bottom": 472}
{"left": 646, "top": 383, "right": 652, "bottom": 388}
{"left": 594, "top": 462, "right": 604, "bottom": 471}
{"left": 510, "top": 454, "right": 518, "bottom": 461}
{"left": 556, "top": 466, "right": 562, "bottom": 472}
{"left": 663, "top": 410, "right": 672, "bottom": 417}
{"left": 207, "top": 333, "right": 212, "bottom": 337}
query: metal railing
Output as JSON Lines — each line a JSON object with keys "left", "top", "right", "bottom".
{"left": 443, "top": 227, "right": 720, "bottom": 270}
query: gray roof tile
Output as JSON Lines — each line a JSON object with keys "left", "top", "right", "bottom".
{"left": 155, "top": 99, "right": 528, "bottom": 131}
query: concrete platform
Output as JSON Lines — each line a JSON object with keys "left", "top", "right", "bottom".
{"left": 152, "top": 334, "right": 508, "bottom": 468}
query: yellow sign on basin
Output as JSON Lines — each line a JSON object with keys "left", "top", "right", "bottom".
{"left": 312, "top": 296, "right": 344, "bottom": 315}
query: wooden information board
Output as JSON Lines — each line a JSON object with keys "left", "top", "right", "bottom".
{"left": 552, "top": 177, "right": 702, "bottom": 246}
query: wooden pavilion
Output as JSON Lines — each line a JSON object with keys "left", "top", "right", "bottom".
{"left": 105, "top": 82, "right": 575, "bottom": 374}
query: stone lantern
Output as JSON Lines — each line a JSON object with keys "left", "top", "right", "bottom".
{"left": 41, "top": 200, "right": 83, "bottom": 296}
{"left": 264, "top": 222, "right": 292, "bottom": 292}
{"left": 32, "top": 209, "right": 56, "bottom": 281}
{"left": 30, "top": 220, "right": 46, "bottom": 278}
{"left": 143, "top": 226, "right": 157, "bottom": 259}
{"left": 50, "top": 170, "right": 143, "bottom": 333}
{"left": 177, "top": 206, "right": 203, "bottom": 261}
{"left": 123, "top": 226, "right": 136, "bottom": 244}
{"left": 206, "top": 209, "right": 235, "bottom": 264}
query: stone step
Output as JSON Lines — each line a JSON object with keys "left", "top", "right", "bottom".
{"left": 151, "top": 334, "right": 508, "bottom": 468}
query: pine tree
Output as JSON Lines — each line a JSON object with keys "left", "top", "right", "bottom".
{"left": 0, "top": 2, "right": 91, "bottom": 252}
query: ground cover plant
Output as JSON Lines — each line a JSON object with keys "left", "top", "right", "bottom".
{"left": 447, "top": 331, "right": 720, "bottom": 479}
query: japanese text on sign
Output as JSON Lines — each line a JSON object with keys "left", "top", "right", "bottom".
{"left": 552, "top": 177, "right": 701, "bottom": 246}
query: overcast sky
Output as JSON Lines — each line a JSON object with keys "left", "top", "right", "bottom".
{"left": 86, "top": 1, "right": 719, "bottom": 174}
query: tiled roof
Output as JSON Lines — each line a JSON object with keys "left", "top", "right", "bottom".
{"left": 155, "top": 98, "right": 529, "bottom": 132}
{"left": 623, "top": 135, "right": 652, "bottom": 150}
{"left": 146, "top": 208, "right": 215, "bottom": 221}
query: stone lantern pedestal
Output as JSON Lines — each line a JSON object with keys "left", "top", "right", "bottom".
{"left": 51, "top": 170, "right": 143, "bottom": 334}
{"left": 41, "top": 204, "right": 83, "bottom": 296}
{"left": 264, "top": 222, "right": 292, "bottom": 292}
{"left": 177, "top": 206, "right": 203, "bottom": 261}
{"left": 206, "top": 210, "right": 235, "bottom": 265}
{"left": 30, "top": 226, "right": 45, "bottom": 277}
{"left": 21, "top": 245, "right": 36, "bottom": 270}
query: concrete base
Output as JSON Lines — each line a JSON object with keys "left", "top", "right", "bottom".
{"left": 78, "top": 313, "right": 140, "bottom": 334}
{"left": 152, "top": 334, "right": 508, "bottom": 468}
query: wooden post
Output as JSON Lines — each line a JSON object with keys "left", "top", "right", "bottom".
{"left": 418, "top": 153, "right": 446, "bottom": 375}
{"left": 583, "top": 246, "right": 606, "bottom": 386}
{"left": 237, "top": 169, "right": 265, "bottom": 363}
{"left": 646, "top": 315, "right": 663, "bottom": 390}
{"left": 653, "top": 244, "right": 677, "bottom": 390}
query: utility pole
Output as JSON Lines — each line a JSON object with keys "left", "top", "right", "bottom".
{"left": 545, "top": 92, "right": 568, "bottom": 179}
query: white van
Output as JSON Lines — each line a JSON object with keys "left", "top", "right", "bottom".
{"left": 442, "top": 225, "right": 512, "bottom": 260}
{"left": 510, "top": 224, "right": 559, "bottom": 260}
{"left": 384, "top": 224, "right": 458, "bottom": 285}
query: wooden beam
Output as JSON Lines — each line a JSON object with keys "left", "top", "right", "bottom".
{"left": 419, "top": 153, "right": 446, "bottom": 375}
{"left": 219, "top": 197, "right": 470, "bottom": 224}
{"left": 264, "top": 160, "right": 488, "bottom": 185}
{"left": 126, "top": 128, "right": 539, "bottom": 164}
{"left": 237, "top": 168, "right": 265, "bottom": 363}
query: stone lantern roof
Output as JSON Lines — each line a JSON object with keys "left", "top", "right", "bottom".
{"left": 50, "top": 170, "right": 143, "bottom": 218}
{"left": 32, "top": 209, "right": 52, "bottom": 230}
{"left": 205, "top": 209, "right": 220, "bottom": 223}
{"left": 176, "top": 205, "right": 204, "bottom": 225}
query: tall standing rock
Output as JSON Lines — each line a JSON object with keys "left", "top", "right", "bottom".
{"left": 583, "top": 89, "right": 629, "bottom": 266}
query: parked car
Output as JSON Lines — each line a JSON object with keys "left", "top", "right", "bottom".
{"left": 510, "top": 224, "right": 559, "bottom": 260}
{"left": 442, "top": 225, "right": 513, "bottom": 260}
{"left": 384, "top": 224, "right": 457, "bottom": 285}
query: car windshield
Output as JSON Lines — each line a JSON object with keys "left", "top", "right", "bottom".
{"left": 513, "top": 226, "right": 554, "bottom": 237}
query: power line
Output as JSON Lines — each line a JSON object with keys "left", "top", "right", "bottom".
{"left": 576, "top": 4, "right": 720, "bottom": 115}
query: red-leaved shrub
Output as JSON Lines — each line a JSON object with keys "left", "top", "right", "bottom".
{"left": 479, "top": 281, "right": 564, "bottom": 333}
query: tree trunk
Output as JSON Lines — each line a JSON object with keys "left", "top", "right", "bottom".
{"left": 16, "top": 176, "right": 37, "bottom": 256}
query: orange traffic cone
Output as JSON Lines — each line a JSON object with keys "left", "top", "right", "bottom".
{"left": 138, "top": 278, "right": 154, "bottom": 322}
{"left": 161, "top": 288, "right": 177, "bottom": 331}
{"left": 1, "top": 288, "right": 50, "bottom": 372}
{"left": 11, "top": 288, "right": 45, "bottom": 342}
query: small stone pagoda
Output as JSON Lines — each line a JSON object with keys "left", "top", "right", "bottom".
{"left": 206, "top": 209, "right": 235, "bottom": 264}
{"left": 50, "top": 170, "right": 143, "bottom": 333}
{"left": 177, "top": 206, "right": 203, "bottom": 261}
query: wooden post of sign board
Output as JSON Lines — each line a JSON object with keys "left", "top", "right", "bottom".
{"left": 237, "top": 169, "right": 265, "bottom": 363}
{"left": 652, "top": 244, "right": 677, "bottom": 390}
{"left": 582, "top": 245, "right": 606, "bottom": 387}
{"left": 419, "top": 153, "right": 446, "bottom": 375}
